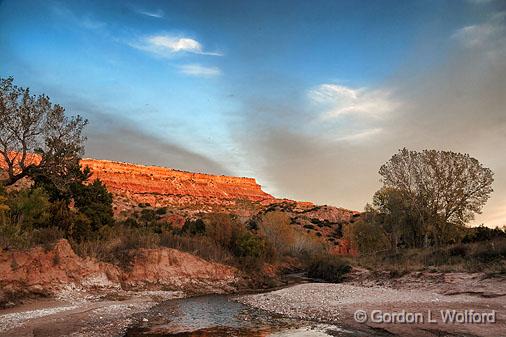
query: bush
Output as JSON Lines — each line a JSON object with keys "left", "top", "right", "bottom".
{"left": 72, "top": 225, "right": 160, "bottom": 268}
{"left": 307, "top": 254, "right": 352, "bottom": 282}
{"left": 155, "top": 207, "right": 167, "bottom": 215}
{"left": 233, "top": 232, "right": 272, "bottom": 270}
{"left": 29, "top": 227, "right": 65, "bottom": 250}
{"left": 204, "top": 213, "right": 244, "bottom": 249}
{"left": 351, "top": 220, "right": 390, "bottom": 255}
{"left": 0, "top": 222, "right": 29, "bottom": 249}
{"left": 182, "top": 219, "right": 206, "bottom": 235}
{"left": 7, "top": 188, "right": 51, "bottom": 229}
{"left": 234, "top": 232, "right": 267, "bottom": 258}
{"left": 72, "top": 179, "right": 114, "bottom": 231}
{"left": 159, "top": 231, "right": 232, "bottom": 264}
{"left": 462, "top": 225, "right": 506, "bottom": 243}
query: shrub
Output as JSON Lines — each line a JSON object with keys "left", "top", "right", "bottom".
{"left": 155, "top": 207, "right": 167, "bottom": 215}
{"left": 159, "top": 231, "right": 232, "bottom": 264}
{"left": 72, "top": 225, "right": 160, "bottom": 268}
{"left": 140, "top": 208, "right": 157, "bottom": 223}
{"left": 234, "top": 232, "right": 267, "bottom": 258}
{"left": 72, "top": 179, "right": 114, "bottom": 231}
{"left": 204, "top": 213, "right": 241, "bottom": 249}
{"left": 351, "top": 220, "right": 390, "bottom": 255}
{"left": 0, "top": 222, "right": 29, "bottom": 249}
{"left": 182, "top": 219, "right": 206, "bottom": 235}
{"left": 7, "top": 188, "right": 51, "bottom": 229}
{"left": 233, "top": 232, "right": 272, "bottom": 270}
{"left": 307, "top": 254, "right": 351, "bottom": 282}
{"left": 29, "top": 227, "right": 65, "bottom": 250}
{"left": 462, "top": 225, "right": 506, "bottom": 243}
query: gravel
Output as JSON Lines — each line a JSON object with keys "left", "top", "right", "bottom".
{"left": 0, "top": 290, "right": 184, "bottom": 337}
{"left": 0, "top": 305, "right": 79, "bottom": 333}
{"left": 237, "top": 283, "right": 476, "bottom": 323}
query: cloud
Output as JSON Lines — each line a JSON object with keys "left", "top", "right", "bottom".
{"left": 466, "top": 0, "right": 496, "bottom": 4}
{"left": 309, "top": 83, "right": 398, "bottom": 119}
{"left": 227, "top": 12, "right": 506, "bottom": 228}
{"left": 131, "top": 34, "right": 223, "bottom": 57}
{"left": 51, "top": 5, "right": 106, "bottom": 31}
{"left": 335, "top": 128, "right": 383, "bottom": 142}
{"left": 453, "top": 12, "right": 506, "bottom": 49}
{"left": 179, "top": 64, "right": 221, "bottom": 77}
{"left": 136, "top": 9, "right": 165, "bottom": 19}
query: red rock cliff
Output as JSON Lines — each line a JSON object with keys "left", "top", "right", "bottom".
{"left": 1, "top": 155, "right": 275, "bottom": 214}
{"left": 80, "top": 158, "right": 274, "bottom": 214}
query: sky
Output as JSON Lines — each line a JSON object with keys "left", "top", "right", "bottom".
{"left": 1, "top": 0, "right": 505, "bottom": 227}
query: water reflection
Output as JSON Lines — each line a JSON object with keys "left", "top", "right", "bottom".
{"left": 123, "top": 295, "right": 378, "bottom": 337}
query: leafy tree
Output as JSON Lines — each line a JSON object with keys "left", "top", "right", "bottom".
{"left": 379, "top": 148, "right": 494, "bottom": 245}
{"left": 0, "top": 77, "right": 87, "bottom": 194}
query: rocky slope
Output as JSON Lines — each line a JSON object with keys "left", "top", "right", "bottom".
{"left": 1, "top": 155, "right": 359, "bottom": 252}
{"left": 81, "top": 159, "right": 275, "bottom": 216}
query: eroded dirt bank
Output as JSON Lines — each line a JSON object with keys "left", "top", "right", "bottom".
{"left": 0, "top": 239, "right": 241, "bottom": 305}
{"left": 0, "top": 240, "right": 244, "bottom": 336}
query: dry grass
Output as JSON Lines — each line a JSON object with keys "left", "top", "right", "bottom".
{"left": 355, "top": 238, "right": 506, "bottom": 274}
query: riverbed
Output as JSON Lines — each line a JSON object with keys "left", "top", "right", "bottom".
{"left": 123, "top": 294, "right": 386, "bottom": 337}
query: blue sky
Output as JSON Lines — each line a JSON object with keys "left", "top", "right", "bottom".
{"left": 1, "top": 0, "right": 505, "bottom": 226}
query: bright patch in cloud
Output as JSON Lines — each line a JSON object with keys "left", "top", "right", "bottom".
{"left": 309, "top": 83, "right": 397, "bottom": 119}
{"left": 179, "top": 64, "right": 221, "bottom": 77}
{"left": 132, "top": 34, "right": 223, "bottom": 57}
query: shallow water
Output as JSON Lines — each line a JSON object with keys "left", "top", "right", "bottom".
{"left": 123, "top": 294, "right": 383, "bottom": 337}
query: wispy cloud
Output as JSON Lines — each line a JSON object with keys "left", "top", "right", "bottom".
{"left": 309, "top": 83, "right": 398, "bottom": 119}
{"left": 179, "top": 64, "right": 221, "bottom": 77}
{"left": 131, "top": 34, "right": 223, "bottom": 57}
{"left": 51, "top": 5, "right": 106, "bottom": 31}
{"left": 453, "top": 12, "right": 506, "bottom": 48}
{"left": 335, "top": 128, "right": 383, "bottom": 142}
{"left": 466, "top": 0, "right": 496, "bottom": 4}
{"left": 137, "top": 8, "right": 165, "bottom": 19}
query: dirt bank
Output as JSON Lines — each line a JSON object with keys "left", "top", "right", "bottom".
{"left": 0, "top": 239, "right": 242, "bottom": 307}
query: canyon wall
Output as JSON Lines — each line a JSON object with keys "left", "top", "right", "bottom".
{"left": 81, "top": 159, "right": 275, "bottom": 215}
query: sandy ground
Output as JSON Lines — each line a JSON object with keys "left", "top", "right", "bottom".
{"left": 237, "top": 276, "right": 506, "bottom": 337}
{"left": 0, "top": 290, "right": 184, "bottom": 337}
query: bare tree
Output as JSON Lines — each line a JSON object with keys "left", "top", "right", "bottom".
{"left": 0, "top": 77, "right": 87, "bottom": 191}
{"left": 379, "top": 148, "right": 494, "bottom": 245}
